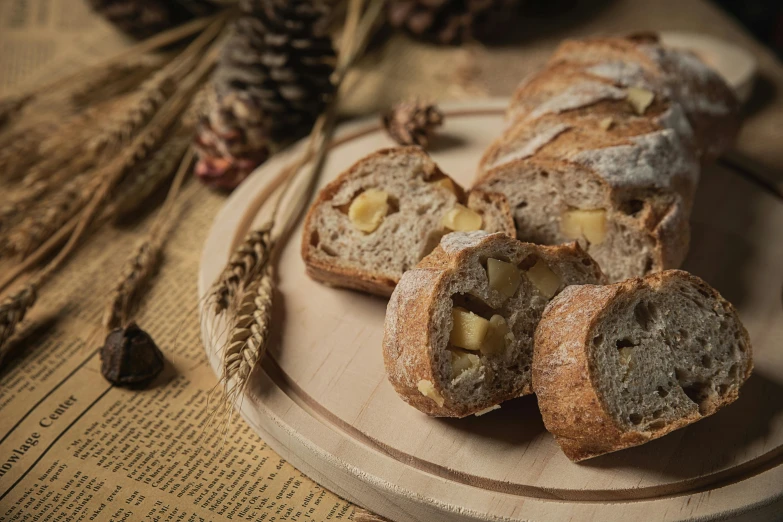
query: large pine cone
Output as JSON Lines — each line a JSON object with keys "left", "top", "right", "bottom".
{"left": 193, "top": 88, "right": 271, "bottom": 190}
{"left": 88, "top": 0, "right": 216, "bottom": 39}
{"left": 194, "top": 0, "right": 336, "bottom": 189}
{"left": 388, "top": 0, "right": 522, "bottom": 45}
{"left": 214, "top": 0, "right": 337, "bottom": 142}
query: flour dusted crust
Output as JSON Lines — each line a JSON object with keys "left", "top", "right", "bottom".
{"left": 383, "top": 231, "right": 605, "bottom": 417}
{"left": 523, "top": 34, "right": 740, "bottom": 161}
{"left": 474, "top": 34, "right": 739, "bottom": 282}
{"left": 301, "top": 147, "right": 516, "bottom": 297}
{"left": 533, "top": 270, "right": 753, "bottom": 461}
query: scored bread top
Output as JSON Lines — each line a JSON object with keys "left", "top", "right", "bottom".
{"left": 383, "top": 231, "right": 605, "bottom": 417}
{"left": 533, "top": 270, "right": 753, "bottom": 461}
{"left": 470, "top": 34, "right": 738, "bottom": 282}
{"left": 301, "top": 147, "right": 515, "bottom": 297}
{"left": 523, "top": 35, "right": 739, "bottom": 162}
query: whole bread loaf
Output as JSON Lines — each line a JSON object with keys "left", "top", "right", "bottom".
{"left": 383, "top": 231, "right": 605, "bottom": 417}
{"left": 301, "top": 147, "right": 515, "bottom": 296}
{"left": 533, "top": 270, "right": 752, "bottom": 461}
{"left": 474, "top": 34, "right": 740, "bottom": 282}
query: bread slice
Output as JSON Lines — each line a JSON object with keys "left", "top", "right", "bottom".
{"left": 533, "top": 270, "right": 753, "bottom": 461}
{"left": 301, "top": 147, "right": 515, "bottom": 297}
{"left": 383, "top": 231, "right": 605, "bottom": 417}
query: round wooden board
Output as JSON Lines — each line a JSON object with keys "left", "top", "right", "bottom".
{"left": 199, "top": 100, "right": 783, "bottom": 522}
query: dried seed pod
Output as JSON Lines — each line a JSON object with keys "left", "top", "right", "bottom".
{"left": 382, "top": 99, "right": 444, "bottom": 149}
{"left": 100, "top": 322, "right": 164, "bottom": 387}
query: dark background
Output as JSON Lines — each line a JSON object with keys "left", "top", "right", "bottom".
{"left": 713, "top": 0, "right": 783, "bottom": 56}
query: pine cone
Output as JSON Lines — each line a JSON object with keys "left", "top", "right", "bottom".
{"left": 193, "top": 88, "right": 271, "bottom": 190}
{"left": 388, "top": 0, "right": 522, "bottom": 45}
{"left": 213, "top": 0, "right": 337, "bottom": 142}
{"left": 88, "top": 0, "right": 216, "bottom": 40}
{"left": 382, "top": 99, "right": 443, "bottom": 148}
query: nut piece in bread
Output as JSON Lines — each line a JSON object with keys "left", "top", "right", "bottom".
{"left": 442, "top": 204, "right": 483, "bottom": 232}
{"left": 348, "top": 188, "right": 390, "bottom": 233}
{"left": 533, "top": 270, "right": 753, "bottom": 461}
{"left": 383, "top": 231, "right": 605, "bottom": 418}
{"left": 301, "top": 147, "right": 516, "bottom": 297}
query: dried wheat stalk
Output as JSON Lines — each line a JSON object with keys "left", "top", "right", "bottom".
{"left": 223, "top": 266, "right": 274, "bottom": 400}
{"left": 0, "top": 15, "right": 233, "bottom": 357}
{"left": 0, "top": 18, "right": 229, "bottom": 358}
{"left": 0, "top": 121, "right": 59, "bottom": 182}
{"left": 210, "top": 223, "right": 274, "bottom": 314}
{"left": 86, "top": 69, "right": 178, "bottom": 157}
{"left": 0, "top": 40, "right": 223, "bottom": 295}
{"left": 107, "top": 133, "right": 191, "bottom": 217}
{"left": 5, "top": 174, "right": 103, "bottom": 257}
{"left": 0, "top": 94, "right": 30, "bottom": 130}
{"left": 213, "top": 0, "right": 384, "bottom": 406}
{"left": 69, "top": 56, "right": 167, "bottom": 109}
{"left": 0, "top": 282, "right": 38, "bottom": 360}
{"left": 0, "top": 154, "right": 96, "bottom": 236}
{"left": 103, "top": 235, "right": 165, "bottom": 330}
{"left": 102, "top": 148, "right": 194, "bottom": 329}
{"left": 106, "top": 89, "right": 205, "bottom": 218}
{"left": 0, "top": 95, "right": 120, "bottom": 191}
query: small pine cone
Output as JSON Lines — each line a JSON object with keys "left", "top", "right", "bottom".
{"left": 388, "top": 0, "right": 522, "bottom": 45}
{"left": 194, "top": 89, "right": 271, "bottom": 190}
{"left": 382, "top": 99, "right": 444, "bottom": 149}
{"left": 211, "top": 0, "right": 337, "bottom": 142}
{"left": 88, "top": 0, "right": 216, "bottom": 40}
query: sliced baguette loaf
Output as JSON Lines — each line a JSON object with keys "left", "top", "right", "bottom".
{"left": 533, "top": 270, "right": 753, "bottom": 461}
{"left": 383, "top": 231, "right": 605, "bottom": 417}
{"left": 301, "top": 147, "right": 515, "bottom": 297}
{"left": 474, "top": 35, "right": 739, "bottom": 283}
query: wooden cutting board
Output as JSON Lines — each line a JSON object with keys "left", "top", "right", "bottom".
{"left": 199, "top": 100, "right": 783, "bottom": 522}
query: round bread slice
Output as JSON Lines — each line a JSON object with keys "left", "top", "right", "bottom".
{"left": 383, "top": 231, "right": 605, "bottom": 417}
{"left": 301, "top": 147, "right": 515, "bottom": 297}
{"left": 533, "top": 270, "right": 753, "bottom": 462}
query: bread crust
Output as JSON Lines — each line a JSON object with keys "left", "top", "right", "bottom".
{"left": 384, "top": 232, "right": 605, "bottom": 418}
{"left": 301, "top": 147, "right": 515, "bottom": 297}
{"left": 533, "top": 270, "right": 753, "bottom": 461}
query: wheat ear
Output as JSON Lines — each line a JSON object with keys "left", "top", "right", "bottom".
{"left": 0, "top": 94, "right": 31, "bottom": 129}
{"left": 0, "top": 24, "right": 226, "bottom": 296}
{"left": 5, "top": 173, "right": 104, "bottom": 257}
{"left": 0, "top": 121, "right": 60, "bottom": 182}
{"left": 86, "top": 68, "right": 178, "bottom": 157}
{"left": 68, "top": 56, "right": 167, "bottom": 110}
{"left": 102, "top": 149, "right": 194, "bottom": 329}
{"left": 103, "top": 235, "right": 165, "bottom": 330}
{"left": 223, "top": 266, "right": 274, "bottom": 402}
{"left": 213, "top": 0, "right": 384, "bottom": 407}
{"left": 0, "top": 281, "right": 38, "bottom": 360}
{"left": 210, "top": 223, "right": 274, "bottom": 314}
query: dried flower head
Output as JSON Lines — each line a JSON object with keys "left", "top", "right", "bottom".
{"left": 382, "top": 99, "right": 444, "bottom": 149}
{"left": 100, "top": 322, "right": 164, "bottom": 387}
